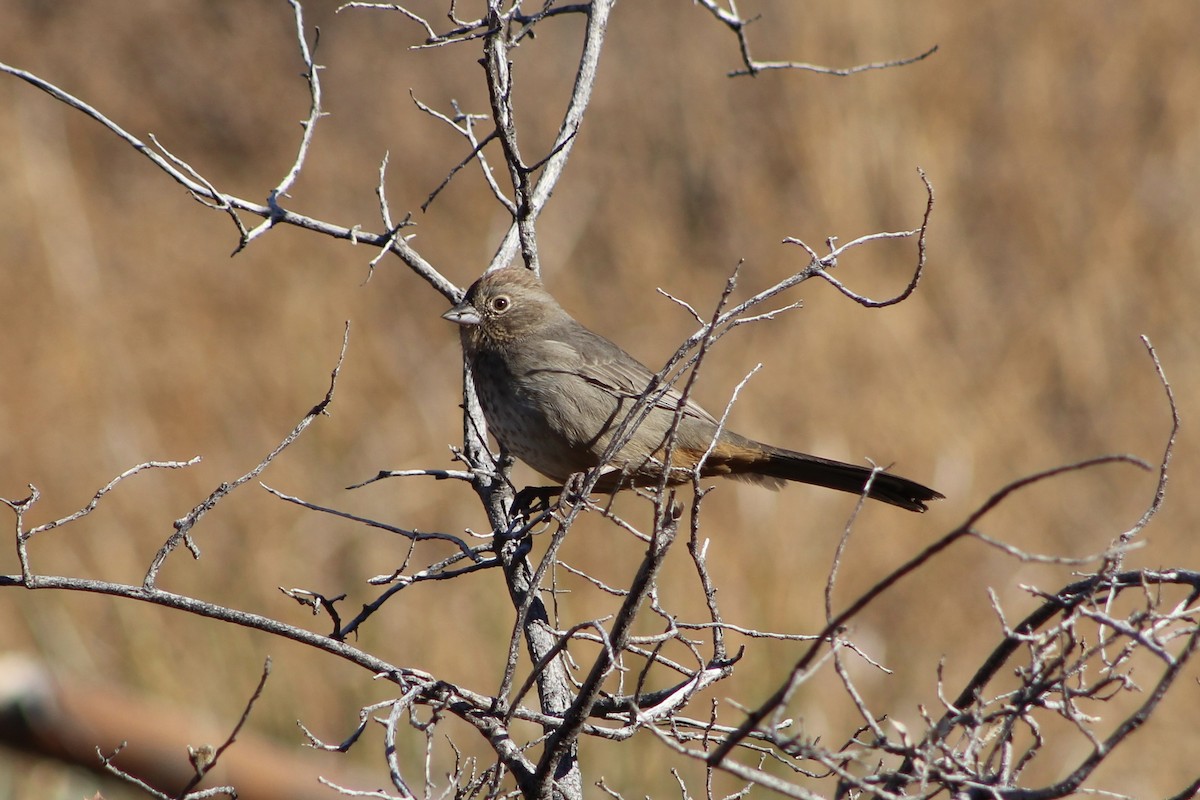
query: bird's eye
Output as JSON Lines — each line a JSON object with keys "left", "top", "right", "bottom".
{"left": 490, "top": 295, "right": 511, "bottom": 313}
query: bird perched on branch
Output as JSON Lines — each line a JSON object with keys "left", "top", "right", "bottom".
{"left": 443, "top": 267, "right": 942, "bottom": 512}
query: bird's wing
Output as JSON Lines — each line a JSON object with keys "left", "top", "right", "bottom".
{"left": 545, "top": 323, "right": 721, "bottom": 427}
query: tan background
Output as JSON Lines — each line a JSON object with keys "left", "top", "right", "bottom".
{"left": 1, "top": 2, "right": 1197, "bottom": 797}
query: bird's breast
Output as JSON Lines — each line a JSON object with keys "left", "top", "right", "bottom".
{"left": 469, "top": 351, "right": 599, "bottom": 482}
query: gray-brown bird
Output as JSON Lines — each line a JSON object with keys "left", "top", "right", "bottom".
{"left": 443, "top": 267, "right": 942, "bottom": 512}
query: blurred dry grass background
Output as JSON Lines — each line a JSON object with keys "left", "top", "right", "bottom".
{"left": 1, "top": 1, "right": 1198, "bottom": 797}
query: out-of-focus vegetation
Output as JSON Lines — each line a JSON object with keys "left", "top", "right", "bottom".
{"left": 1, "top": 2, "right": 1197, "bottom": 797}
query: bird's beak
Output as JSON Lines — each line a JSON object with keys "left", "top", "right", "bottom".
{"left": 442, "top": 299, "right": 481, "bottom": 326}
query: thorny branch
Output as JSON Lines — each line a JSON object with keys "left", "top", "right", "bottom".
{"left": 0, "top": 20, "right": 456, "bottom": 300}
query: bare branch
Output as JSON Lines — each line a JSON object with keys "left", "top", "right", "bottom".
{"left": 346, "top": 467, "right": 476, "bottom": 489}
{"left": 729, "top": 45, "right": 940, "bottom": 79}
{"left": 0, "top": 61, "right": 458, "bottom": 301}
{"left": 263, "top": 483, "right": 481, "bottom": 558}
{"left": 534, "top": 502, "right": 680, "bottom": 792}
{"left": 410, "top": 92, "right": 511, "bottom": 213}
{"left": 177, "top": 658, "right": 274, "bottom": 796}
{"left": 243, "top": 0, "right": 327, "bottom": 250}
{"left": 4, "top": 459, "right": 200, "bottom": 585}
{"left": 1110, "top": 336, "right": 1177, "bottom": 556}
{"left": 692, "top": 0, "right": 937, "bottom": 79}
{"left": 488, "top": 0, "right": 614, "bottom": 272}
{"left": 143, "top": 324, "right": 351, "bottom": 588}
{"left": 789, "top": 167, "right": 935, "bottom": 308}
{"left": 709, "top": 453, "right": 1152, "bottom": 766}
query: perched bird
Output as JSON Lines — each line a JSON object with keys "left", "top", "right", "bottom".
{"left": 443, "top": 267, "right": 942, "bottom": 512}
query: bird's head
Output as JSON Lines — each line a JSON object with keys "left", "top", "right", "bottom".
{"left": 442, "top": 267, "right": 561, "bottom": 349}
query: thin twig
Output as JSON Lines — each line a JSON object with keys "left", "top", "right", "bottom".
{"left": 243, "top": 0, "right": 326, "bottom": 249}
{"left": 177, "top": 658, "right": 274, "bottom": 795}
{"left": 143, "top": 324, "right": 351, "bottom": 588}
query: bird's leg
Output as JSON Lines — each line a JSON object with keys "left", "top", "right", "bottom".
{"left": 511, "top": 485, "right": 561, "bottom": 519}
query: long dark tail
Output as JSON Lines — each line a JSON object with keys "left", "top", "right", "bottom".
{"left": 736, "top": 445, "right": 943, "bottom": 512}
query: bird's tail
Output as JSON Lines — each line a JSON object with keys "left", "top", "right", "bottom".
{"left": 728, "top": 444, "right": 943, "bottom": 513}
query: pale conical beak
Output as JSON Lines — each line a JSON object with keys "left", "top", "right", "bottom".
{"left": 442, "top": 300, "right": 481, "bottom": 326}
